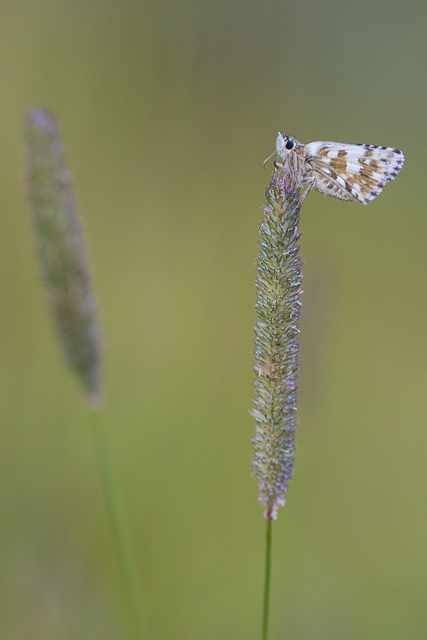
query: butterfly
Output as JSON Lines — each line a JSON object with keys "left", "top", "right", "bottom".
{"left": 264, "top": 133, "right": 404, "bottom": 205}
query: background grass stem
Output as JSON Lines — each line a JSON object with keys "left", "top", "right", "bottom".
{"left": 90, "top": 408, "right": 148, "bottom": 640}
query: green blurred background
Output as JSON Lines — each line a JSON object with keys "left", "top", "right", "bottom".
{"left": 0, "top": 0, "right": 425, "bottom": 638}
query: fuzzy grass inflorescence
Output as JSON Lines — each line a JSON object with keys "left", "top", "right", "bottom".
{"left": 252, "top": 166, "right": 305, "bottom": 521}
{"left": 24, "top": 107, "right": 103, "bottom": 405}
{"left": 24, "top": 107, "right": 148, "bottom": 639}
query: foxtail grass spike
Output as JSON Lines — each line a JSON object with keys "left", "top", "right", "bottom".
{"left": 252, "top": 166, "right": 306, "bottom": 520}
{"left": 24, "top": 107, "right": 103, "bottom": 406}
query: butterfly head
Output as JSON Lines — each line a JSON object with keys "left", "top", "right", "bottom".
{"left": 276, "top": 133, "right": 296, "bottom": 159}
{"left": 263, "top": 133, "right": 298, "bottom": 169}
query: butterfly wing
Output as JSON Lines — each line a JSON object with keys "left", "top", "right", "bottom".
{"left": 303, "top": 141, "right": 404, "bottom": 205}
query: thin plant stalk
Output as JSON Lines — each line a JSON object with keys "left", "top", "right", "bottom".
{"left": 261, "top": 517, "right": 273, "bottom": 640}
{"left": 90, "top": 408, "right": 148, "bottom": 640}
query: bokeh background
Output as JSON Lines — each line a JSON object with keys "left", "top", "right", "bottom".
{"left": 0, "top": 0, "right": 426, "bottom": 638}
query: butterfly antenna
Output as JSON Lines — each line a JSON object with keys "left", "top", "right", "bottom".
{"left": 263, "top": 149, "right": 277, "bottom": 170}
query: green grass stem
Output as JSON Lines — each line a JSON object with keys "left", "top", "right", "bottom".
{"left": 261, "top": 517, "right": 273, "bottom": 640}
{"left": 90, "top": 408, "right": 148, "bottom": 640}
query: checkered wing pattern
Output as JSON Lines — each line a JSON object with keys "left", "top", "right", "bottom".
{"left": 304, "top": 141, "right": 404, "bottom": 205}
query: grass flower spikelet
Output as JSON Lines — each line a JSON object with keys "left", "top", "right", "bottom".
{"left": 252, "top": 167, "right": 305, "bottom": 520}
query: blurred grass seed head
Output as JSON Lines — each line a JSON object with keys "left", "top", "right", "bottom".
{"left": 24, "top": 107, "right": 103, "bottom": 405}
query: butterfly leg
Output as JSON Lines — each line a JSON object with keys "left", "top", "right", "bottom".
{"left": 297, "top": 180, "right": 314, "bottom": 208}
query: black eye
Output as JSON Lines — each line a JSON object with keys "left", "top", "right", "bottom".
{"left": 285, "top": 139, "right": 294, "bottom": 150}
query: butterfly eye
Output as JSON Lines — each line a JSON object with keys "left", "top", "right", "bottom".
{"left": 285, "top": 140, "right": 294, "bottom": 150}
